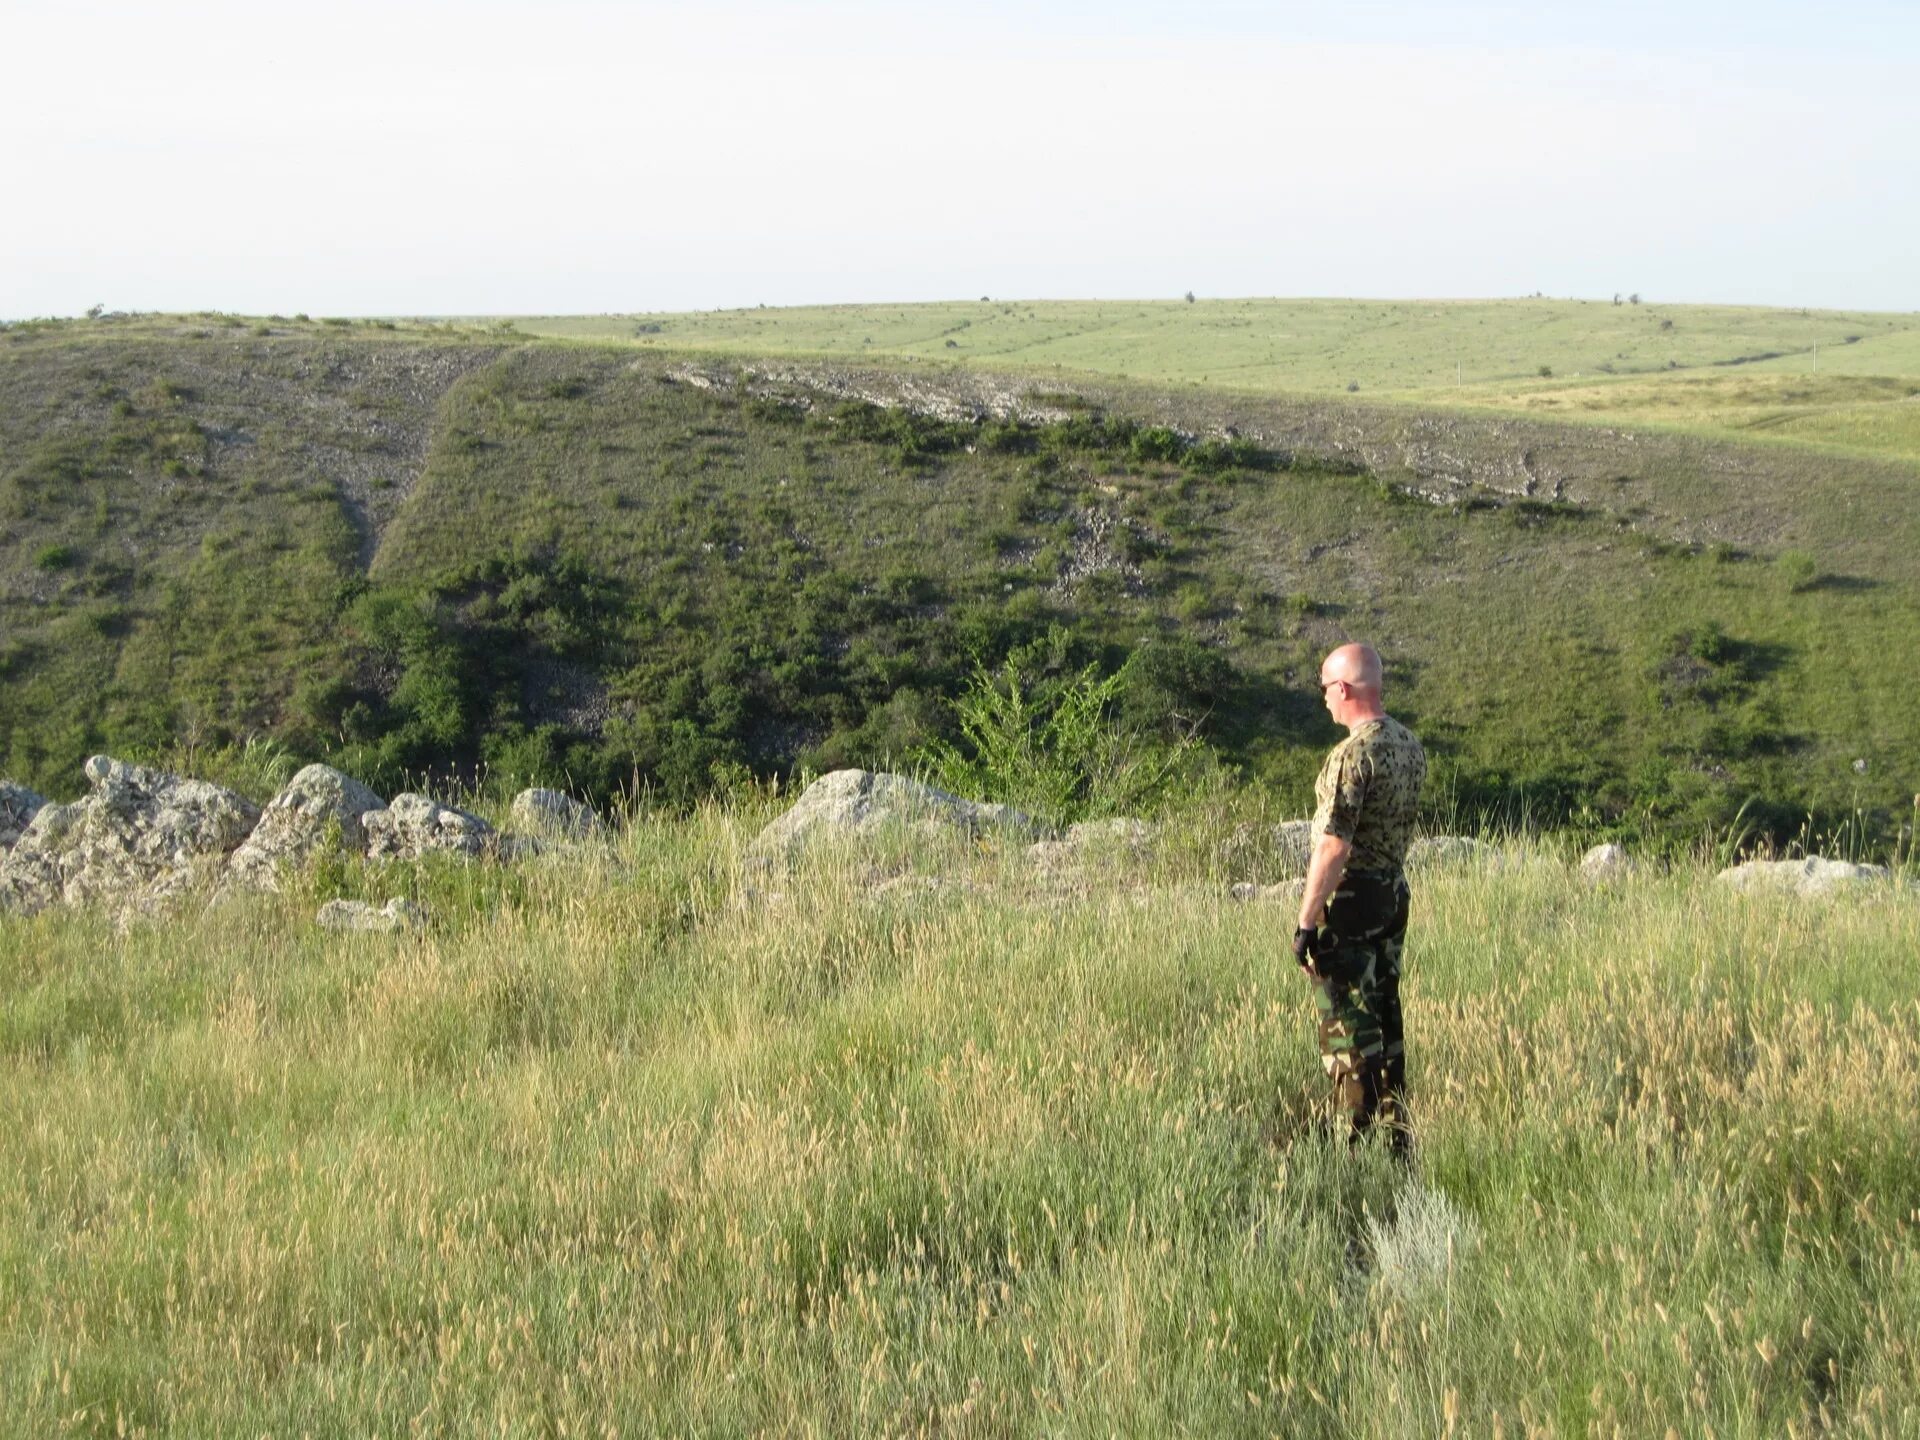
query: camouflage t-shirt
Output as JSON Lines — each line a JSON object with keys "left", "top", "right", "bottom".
{"left": 1311, "top": 715, "right": 1427, "bottom": 876}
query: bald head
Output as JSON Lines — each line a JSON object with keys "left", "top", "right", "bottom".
{"left": 1319, "top": 643, "right": 1387, "bottom": 729}
{"left": 1320, "top": 643, "right": 1383, "bottom": 695}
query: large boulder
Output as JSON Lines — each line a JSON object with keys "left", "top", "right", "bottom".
{"left": 0, "top": 780, "right": 46, "bottom": 851}
{"left": 0, "top": 756, "right": 260, "bottom": 916}
{"left": 750, "top": 769, "right": 1046, "bottom": 860}
{"left": 225, "top": 764, "right": 386, "bottom": 892}
{"left": 1716, "top": 856, "right": 1888, "bottom": 897}
{"left": 363, "top": 793, "right": 495, "bottom": 862}
{"left": 508, "top": 787, "right": 605, "bottom": 842}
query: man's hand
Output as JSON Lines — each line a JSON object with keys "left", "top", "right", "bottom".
{"left": 1292, "top": 926, "right": 1319, "bottom": 971}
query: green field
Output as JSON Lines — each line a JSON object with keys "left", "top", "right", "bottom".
{"left": 510, "top": 299, "right": 1920, "bottom": 467}
{"left": 3, "top": 813, "right": 1916, "bottom": 1435}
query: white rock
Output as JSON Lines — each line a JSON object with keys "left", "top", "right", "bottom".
{"left": 226, "top": 764, "right": 386, "bottom": 892}
{"left": 0, "top": 756, "right": 259, "bottom": 916}
{"left": 749, "top": 769, "right": 1046, "bottom": 860}
{"left": 1579, "top": 843, "right": 1634, "bottom": 883}
{"left": 1407, "top": 836, "right": 1495, "bottom": 869}
{"left": 1064, "top": 817, "right": 1155, "bottom": 847}
{"left": 507, "top": 787, "right": 605, "bottom": 841}
{"left": 316, "top": 897, "right": 428, "bottom": 932}
{"left": 1229, "top": 879, "right": 1306, "bottom": 905}
{"left": 362, "top": 793, "right": 495, "bottom": 862}
{"left": 1716, "top": 856, "right": 1888, "bottom": 897}
{"left": 0, "top": 780, "right": 47, "bottom": 851}
{"left": 1028, "top": 816, "right": 1154, "bottom": 870}
{"left": 1220, "top": 819, "right": 1316, "bottom": 879}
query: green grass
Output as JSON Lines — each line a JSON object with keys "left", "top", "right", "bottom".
{"left": 510, "top": 298, "right": 1920, "bottom": 466}
{"left": 2, "top": 813, "right": 1916, "bottom": 1435}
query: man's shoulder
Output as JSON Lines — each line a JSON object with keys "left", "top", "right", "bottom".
{"left": 1353, "top": 716, "right": 1426, "bottom": 764}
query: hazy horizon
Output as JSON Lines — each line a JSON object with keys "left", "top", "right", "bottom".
{"left": 7, "top": 0, "right": 1917, "bottom": 319}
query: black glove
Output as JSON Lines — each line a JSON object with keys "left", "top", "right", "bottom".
{"left": 1292, "top": 926, "right": 1319, "bottom": 969}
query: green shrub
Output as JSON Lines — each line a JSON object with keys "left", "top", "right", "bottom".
{"left": 34, "top": 543, "right": 75, "bottom": 571}
{"left": 1129, "top": 426, "right": 1186, "bottom": 464}
{"left": 918, "top": 641, "right": 1205, "bottom": 824}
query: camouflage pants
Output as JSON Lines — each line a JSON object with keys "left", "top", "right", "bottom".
{"left": 1311, "top": 869, "right": 1411, "bottom": 1149}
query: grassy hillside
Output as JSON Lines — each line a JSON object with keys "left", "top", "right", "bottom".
{"left": 3, "top": 817, "right": 1916, "bottom": 1434}
{"left": 3, "top": 314, "right": 1917, "bottom": 851}
{"left": 514, "top": 298, "right": 1920, "bottom": 466}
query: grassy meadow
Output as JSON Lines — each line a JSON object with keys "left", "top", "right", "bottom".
{"left": 2, "top": 808, "right": 1916, "bottom": 1436}
{"left": 512, "top": 298, "right": 1920, "bottom": 468}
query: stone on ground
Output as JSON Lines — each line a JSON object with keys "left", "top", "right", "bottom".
{"left": 1716, "top": 856, "right": 1888, "bottom": 897}
{"left": 363, "top": 794, "right": 495, "bottom": 861}
{"left": 1028, "top": 816, "right": 1154, "bottom": 870}
{"left": 316, "top": 897, "right": 428, "bottom": 932}
{"left": 749, "top": 769, "right": 1046, "bottom": 860}
{"left": 508, "top": 787, "right": 606, "bottom": 841}
{"left": 1229, "top": 879, "right": 1307, "bottom": 905}
{"left": 1219, "top": 819, "right": 1315, "bottom": 879}
{"left": 1408, "top": 835, "right": 1496, "bottom": 869}
{"left": 0, "top": 756, "right": 259, "bottom": 916}
{"left": 1579, "top": 842, "right": 1634, "bottom": 883}
{"left": 226, "top": 764, "right": 386, "bottom": 892}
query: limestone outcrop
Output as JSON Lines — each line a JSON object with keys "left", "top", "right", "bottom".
{"left": 1407, "top": 836, "right": 1497, "bottom": 869}
{"left": 1028, "top": 817, "right": 1154, "bottom": 870}
{"left": 508, "top": 787, "right": 605, "bottom": 842}
{"left": 0, "top": 756, "right": 259, "bottom": 916}
{"left": 1716, "top": 856, "right": 1888, "bottom": 897}
{"left": 1219, "top": 819, "right": 1316, "bottom": 880}
{"left": 749, "top": 769, "right": 1046, "bottom": 860}
{"left": 225, "top": 765, "right": 386, "bottom": 892}
{"left": 363, "top": 794, "right": 496, "bottom": 862}
{"left": 0, "top": 781, "right": 46, "bottom": 851}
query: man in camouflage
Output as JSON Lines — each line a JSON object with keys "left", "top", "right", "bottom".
{"left": 1292, "top": 642, "right": 1427, "bottom": 1149}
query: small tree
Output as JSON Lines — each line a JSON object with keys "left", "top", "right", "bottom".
{"left": 918, "top": 651, "right": 1202, "bottom": 824}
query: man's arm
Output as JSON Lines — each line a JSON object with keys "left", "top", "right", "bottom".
{"left": 1298, "top": 832, "right": 1352, "bottom": 939}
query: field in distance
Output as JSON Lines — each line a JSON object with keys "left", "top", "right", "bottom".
{"left": 515, "top": 297, "right": 1920, "bottom": 467}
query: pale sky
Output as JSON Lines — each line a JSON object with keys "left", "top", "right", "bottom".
{"left": 5, "top": 0, "right": 1916, "bottom": 318}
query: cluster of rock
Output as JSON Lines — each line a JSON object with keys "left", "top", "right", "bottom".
{"left": 0, "top": 758, "right": 606, "bottom": 922}
{"left": 749, "top": 771, "right": 1898, "bottom": 905}
{"left": 0, "top": 760, "right": 1899, "bottom": 925}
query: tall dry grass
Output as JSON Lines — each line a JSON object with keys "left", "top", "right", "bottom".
{"left": 1, "top": 811, "right": 1915, "bottom": 1436}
